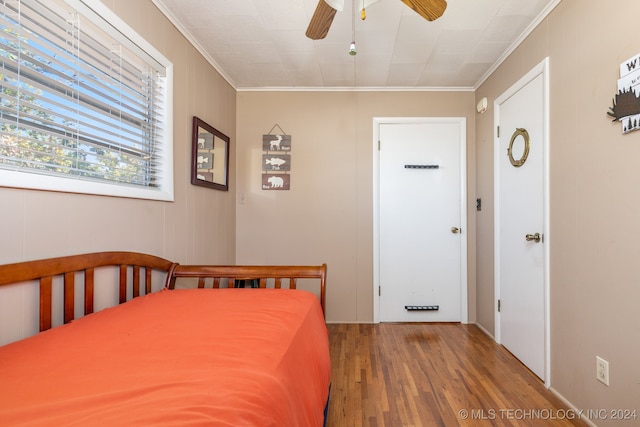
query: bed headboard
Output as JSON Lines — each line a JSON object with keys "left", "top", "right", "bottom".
{"left": 0, "top": 252, "right": 178, "bottom": 332}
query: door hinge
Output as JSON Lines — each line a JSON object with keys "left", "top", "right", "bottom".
{"left": 497, "top": 126, "right": 500, "bottom": 138}
{"left": 378, "top": 140, "right": 381, "bottom": 151}
{"left": 498, "top": 299, "right": 501, "bottom": 312}
{"left": 378, "top": 286, "right": 381, "bottom": 296}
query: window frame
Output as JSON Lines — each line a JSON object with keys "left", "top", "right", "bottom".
{"left": 0, "top": 0, "right": 174, "bottom": 201}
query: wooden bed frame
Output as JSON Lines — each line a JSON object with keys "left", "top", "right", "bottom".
{"left": 0, "top": 251, "right": 327, "bottom": 335}
{"left": 0, "top": 251, "right": 330, "bottom": 426}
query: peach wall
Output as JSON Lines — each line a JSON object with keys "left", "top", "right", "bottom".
{"left": 236, "top": 90, "right": 476, "bottom": 323}
{"left": 476, "top": 0, "right": 640, "bottom": 421}
{"left": 0, "top": 0, "right": 236, "bottom": 342}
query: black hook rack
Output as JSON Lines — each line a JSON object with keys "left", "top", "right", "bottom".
{"left": 404, "top": 164, "right": 439, "bottom": 169}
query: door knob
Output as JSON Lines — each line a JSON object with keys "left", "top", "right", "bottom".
{"left": 525, "top": 233, "right": 541, "bottom": 243}
{"left": 451, "top": 227, "right": 460, "bottom": 234}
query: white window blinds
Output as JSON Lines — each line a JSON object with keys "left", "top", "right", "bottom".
{"left": 0, "top": 0, "right": 173, "bottom": 200}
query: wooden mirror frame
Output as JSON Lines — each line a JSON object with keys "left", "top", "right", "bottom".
{"left": 191, "top": 116, "right": 230, "bottom": 191}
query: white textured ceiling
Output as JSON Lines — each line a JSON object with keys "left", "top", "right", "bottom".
{"left": 152, "top": 0, "right": 559, "bottom": 90}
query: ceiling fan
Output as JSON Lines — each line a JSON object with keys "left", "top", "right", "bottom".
{"left": 306, "top": 0, "right": 447, "bottom": 40}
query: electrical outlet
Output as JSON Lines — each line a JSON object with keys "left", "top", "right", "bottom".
{"left": 596, "top": 356, "right": 609, "bottom": 386}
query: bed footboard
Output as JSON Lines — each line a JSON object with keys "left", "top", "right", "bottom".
{"left": 168, "top": 264, "right": 327, "bottom": 315}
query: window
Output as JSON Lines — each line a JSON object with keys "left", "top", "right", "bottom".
{"left": 0, "top": 0, "right": 173, "bottom": 200}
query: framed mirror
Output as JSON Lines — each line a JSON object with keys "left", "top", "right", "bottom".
{"left": 191, "top": 116, "right": 230, "bottom": 191}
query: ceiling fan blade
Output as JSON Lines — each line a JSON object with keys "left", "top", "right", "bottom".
{"left": 306, "top": 0, "right": 338, "bottom": 40}
{"left": 401, "top": 0, "right": 447, "bottom": 21}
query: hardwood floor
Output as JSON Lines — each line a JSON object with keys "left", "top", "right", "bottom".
{"left": 326, "top": 323, "right": 588, "bottom": 427}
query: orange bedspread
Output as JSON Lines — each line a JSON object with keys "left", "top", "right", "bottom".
{"left": 0, "top": 288, "right": 330, "bottom": 426}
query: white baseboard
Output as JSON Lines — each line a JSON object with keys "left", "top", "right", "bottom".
{"left": 472, "top": 321, "right": 495, "bottom": 340}
{"left": 549, "top": 387, "right": 599, "bottom": 427}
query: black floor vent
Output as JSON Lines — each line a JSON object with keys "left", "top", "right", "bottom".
{"left": 405, "top": 305, "right": 439, "bottom": 311}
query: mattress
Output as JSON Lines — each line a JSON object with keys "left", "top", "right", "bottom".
{"left": 0, "top": 288, "right": 331, "bottom": 426}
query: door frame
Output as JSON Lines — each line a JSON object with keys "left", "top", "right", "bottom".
{"left": 373, "top": 117, "right": 468, "bottom": 324}
{"left": 493, "top": 58, "right": 550, "bottom": 386}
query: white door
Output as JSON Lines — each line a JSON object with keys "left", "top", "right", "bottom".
{"left": 495, "top": 59, "right": 549, "bottom": 382}
{"left": 375, "top": 118, "right": 467, "bottom": 323}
